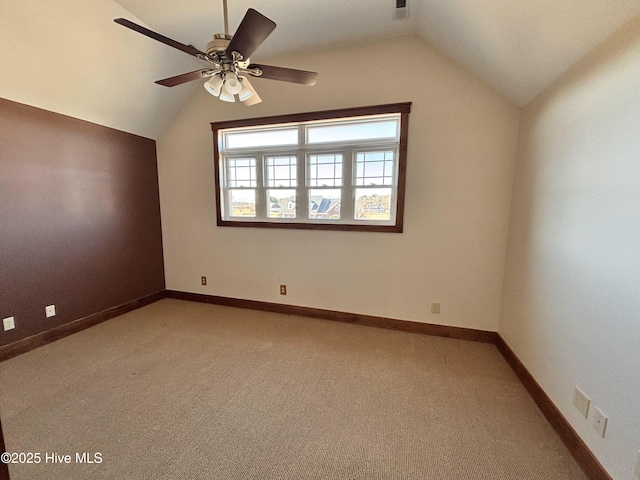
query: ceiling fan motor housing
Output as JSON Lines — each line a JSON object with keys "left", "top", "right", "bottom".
{"left": 206, "top": 34, "right": 231, "bottom": 55}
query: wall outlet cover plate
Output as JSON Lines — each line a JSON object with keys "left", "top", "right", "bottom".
{"left": 3, "top": 316, "right": 15, "bottom": 331}
{"left": 592, "top": 407, "right": 607, "bottom": 438}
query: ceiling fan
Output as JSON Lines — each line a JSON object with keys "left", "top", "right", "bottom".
{"left": 114, "top": 0, "right": 318, "bottom": 106}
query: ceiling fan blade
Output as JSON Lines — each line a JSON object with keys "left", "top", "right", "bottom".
{"left": 114, "top": 18, "right": 206, "bottom": 58}
{"left": 226, "top": 9, "right": 276, "bottom": 59}
{"left": 249, "top": 64, "right": 318, "bottom": 86}
{"left": 155, "top": 69, "right": 216, "bottom": 87}
{"left": 244, "top": 93, "right": 262, "bottom": 106}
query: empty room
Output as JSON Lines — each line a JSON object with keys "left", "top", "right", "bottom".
{"left": 1, "top": 0, "right": 639, "bottom": 479}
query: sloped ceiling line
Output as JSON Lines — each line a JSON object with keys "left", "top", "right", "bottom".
{"left": 1, "top": 0, "right": 638, "bottom": 139}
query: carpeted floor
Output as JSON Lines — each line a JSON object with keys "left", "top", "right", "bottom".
{"left": 0, "top": 299, "right": 586, "bottom": 479}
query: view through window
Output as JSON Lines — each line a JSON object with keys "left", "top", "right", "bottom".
{"left": 212, "top": 103, "right": 411, "bottom": 232}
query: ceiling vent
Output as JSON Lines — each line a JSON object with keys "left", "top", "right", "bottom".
{"left": 393, "top": 0, "right": 409, "bottom": 20}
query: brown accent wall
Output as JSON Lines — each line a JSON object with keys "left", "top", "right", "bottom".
{"left": 0, "top": 98, "right": 165, "bottom": 347}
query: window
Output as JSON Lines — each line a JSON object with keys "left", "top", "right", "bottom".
{"left": 212, "top": 103, "right": 411, "bottom": 232}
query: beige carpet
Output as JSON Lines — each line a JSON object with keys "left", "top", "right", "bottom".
{"left": 0, "top": 299, "right": 586, "bottom": 479}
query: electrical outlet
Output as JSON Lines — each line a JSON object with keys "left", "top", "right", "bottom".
{"left": 280, "top": 285, "right": 287, "bottom": 295}
{"left": 3, "top": 316, "right": 15, "bottom": 331}
{"left": 573, "top": 386, "right": 590, "bottom": 418}
{"left": 634, "top": 452, "right": 640, "bottom": 479}
{"left": 430, "top": 302, "right": 440, "bottom": 314}
{"left": 592, "top": 407, "right": 607, "bottom": 438}
{"left": 45, "top": 305, "right": 56, "bottom": 318}
{"left": 201, "top": 276, "right": 207, "bottom": 286}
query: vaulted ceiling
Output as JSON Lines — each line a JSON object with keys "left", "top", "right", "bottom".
{"left": 1, "top": 0, "right": 638, "bottom": 139}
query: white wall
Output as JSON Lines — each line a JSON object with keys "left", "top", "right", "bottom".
{"left": 500, "top": 17, "right": 640, "bottom": 479}
{"left": 0, "top": 0, "right": 197, "bottom": 139}
{"left": 157, "top": 35, "right": 519, "bottom": 331}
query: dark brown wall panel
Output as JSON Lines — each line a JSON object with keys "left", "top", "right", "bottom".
{"left": 0, "top": 98, "right": 165, "bottom": 346}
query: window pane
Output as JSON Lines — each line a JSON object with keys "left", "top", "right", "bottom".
{"left": 268, "top": 190, "right": 296, "bottom": 218}
{"left": 308, "top": 154, "right": 342, "bottom": 187}
{"left": 355, "top": 188, "right": 392, "bottom": 221}
{"left": 227, "top": 157, "right": 257, "bottom": 187}
{"left": 267, "top": 156, "right": 297, "bottom": 187}
{"left": 365, "top": 161, "right": 384, "bottom": 178}
{"left": 309, "top": 189, "right": 341, "bottom": 220}
{"left": 225, "top": 128, "right": 298, "bottom": 149}
{"left": 355, "top": 151, "right": 395, "bottom": 186}
{"left": 229, "top": 190, "right": 256, "bottom": 217}
{"left": 307, "top": 118, "right": 398, "bottom": 144}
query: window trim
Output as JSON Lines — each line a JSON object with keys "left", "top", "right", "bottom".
{"left": 211, "top": 102, "right": 411, "bottom": 233}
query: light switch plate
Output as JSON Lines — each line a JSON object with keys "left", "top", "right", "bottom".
{"left": 573, "top": 386, "right": 590, "bottom": 418}
{"left": 45, "top": 305, "right": 56, "bottom": 318}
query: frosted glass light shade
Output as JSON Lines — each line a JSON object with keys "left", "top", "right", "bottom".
{"left": 204, "top": 75, "right": 223, "bottom": 96}
{"left": 219, "top": 89, "right": 235, "bottom": 102}
{"left": 223, "top": 72, "right": 242, "bottom": 94}
{"left": 238, "top": 78, "right": 255, "bottom": 102}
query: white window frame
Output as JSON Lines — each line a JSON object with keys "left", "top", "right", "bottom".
{"left": 212, "top": 103, "right": 411, "bottom": 233}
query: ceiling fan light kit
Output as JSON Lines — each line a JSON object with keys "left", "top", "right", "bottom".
{"left": 204, "top": 70, "right": 254, "bottom": 103}
{"left": 114, "top": 1, "right": 318, "bottom": 106}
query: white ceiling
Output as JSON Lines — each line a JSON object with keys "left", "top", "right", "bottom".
{"left": 413, "top": 0, "right": 640, "bottom": 105}
{"left": 1, "top": 0, "right": 638, "bottom": 139}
